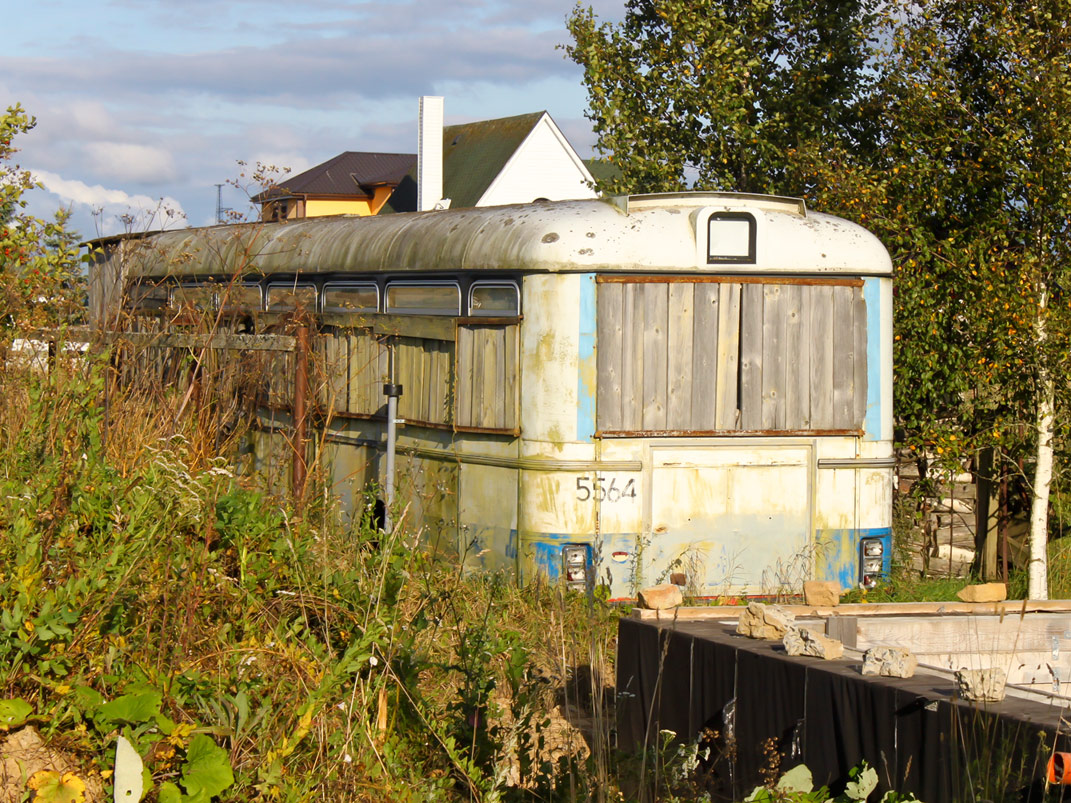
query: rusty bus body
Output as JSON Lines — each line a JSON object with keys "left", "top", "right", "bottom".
{"left": 95, "top": 192, "right": 894, "bottom": 600}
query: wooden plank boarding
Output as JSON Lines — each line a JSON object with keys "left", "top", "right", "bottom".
{"left": 457, "top": 326, "right": 475, "bottom": 426}
{"left": 739, "top": 283, "right": 764, "bottom": 429}
{"left": 853, "top": 288, "right": 868, "bottom": 427}
{"left": 831, "top": 285, "right": 856, "bottom": 429}
{"left": 783, "top": 284, "right": 808, "bottom": 429}
{"left": 596, "top": 282, "right": 623, "bottom": 431}
{"left": 641, "top": 283, "right": 668, "bottom": 430}
{"left": 619, "top": 283, "right": 640, "bottom": 427}
{"left": 761, "top": 283, "right": 786, "bottom": 430}
{"left": 715, "top": 282, "right": 740, "bottom": 430}
{"left": 504, "top": 325, "right": 518, "bottom": 431}
{"left": 691, "top": 282, "right": 719, "bottom": 430}
{"left": 809, "top": 285, "right": 834, "bottom": 429}
{"left": 667, "top": 283, "right": 694, "bottom": 429}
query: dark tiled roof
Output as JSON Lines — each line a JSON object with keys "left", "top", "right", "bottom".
{"left": 384, "top": 112, "right": 545, "bottom": 213}
{"left": 257, "top": 151, "right": 416, "bottom": 201}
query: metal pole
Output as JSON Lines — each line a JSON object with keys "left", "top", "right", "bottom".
{"left": 383, "top": 341, "right": 403, "bottom": 533}
{"left": 291, "top": 322, "right": 309, "bottom": 510}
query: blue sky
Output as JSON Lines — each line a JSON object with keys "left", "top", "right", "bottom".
{"left": 3, "top": 0, "right": 625, "bottom": 238}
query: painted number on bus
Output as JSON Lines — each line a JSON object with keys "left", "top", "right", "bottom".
{"left": 575, "top": 476, "right": 637, "bottom": 503}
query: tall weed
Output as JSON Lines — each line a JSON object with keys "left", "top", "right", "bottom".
{"left": 0, "top": 346, "right": 621, "bottom": 801}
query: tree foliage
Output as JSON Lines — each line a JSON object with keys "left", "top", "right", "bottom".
{"left": 565, "top": 0, "right": 879, "bottom": 195}
{"left": 568, "top": 0, "right": 1071, "bottom": 590}
{"left": 0, "top": 104, "right": 82, "bottom": 339}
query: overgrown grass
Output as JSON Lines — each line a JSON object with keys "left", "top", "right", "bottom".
{"left": 0, "top": 347, "right": 626, "bottom": 801}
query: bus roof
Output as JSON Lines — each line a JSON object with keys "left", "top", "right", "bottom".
{"left": 115, "top": 192, "right": 892, "bottom": 279}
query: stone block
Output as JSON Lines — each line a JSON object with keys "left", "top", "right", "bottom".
{"left": 861, "top": 646, "right": 917, "bottom": 678}
{"left": 955, "top": 667, "right": 1006, "bottom": 702}
{"left": 803, "top": 580, "right": 841, "bottom": 607}
{"left": 638, "top": 583, "right": 683, "bottom": 610}
{"left": 736, "top": 602, "right": 795, "bottom": 640}
{"left": 956, "top": 582, "right": 1007, "bottom": 603}
{"left": 783, "top": 625, "right": 844, "bottom": 660}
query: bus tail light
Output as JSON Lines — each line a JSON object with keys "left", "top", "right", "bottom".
{"left": 859, "top": 537, "right": 885, "bottom": 589}
{"left": 562, "top": 544, "right": 591, "bottom": 593}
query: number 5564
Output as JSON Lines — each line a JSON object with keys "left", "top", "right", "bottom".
{"left": 575, "top": 475, "right": 636, "bottom": 503}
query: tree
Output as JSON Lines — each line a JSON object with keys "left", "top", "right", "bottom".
{"left": 870, "top": 0, "right": 1071, "bottom": 598}
{"left": 565, "top": 0, "right": 879, "bottom": 195}
{"left": 568, "top": 0, "right": 1071, "bottom": 596}
{"left": 0, "top": 104, "right": 82, "bottom": 339}
{"left": 797, "top": 0, "right": 1071, "bottom": 596}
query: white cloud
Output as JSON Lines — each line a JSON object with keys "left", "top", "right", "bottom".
{"left": 32, "top": 170, "right": 187, "bottom": 236}
{"left": 84, "top": 142, "right": 177, "bottom": 183}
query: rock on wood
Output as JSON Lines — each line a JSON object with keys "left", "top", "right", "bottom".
{"left": 638, "top": 584, "right": 683, "bottom": 610}
{"left": 861, "top": 646, "right": 917, "bottom": 678}
{"left": 783, "top": 625, "right": 844, "bottom": 660}
{"left": 956, "top": 582, "right": 1007, "bottom": 603}
{"left": 956, "top": 667, "right": 1007, "bottom": 702}
{"left": 803, "top": 580, "right": 841, "bottom": 607}
{"left": 736, "top": 602, "right": 795, "bottom": 639}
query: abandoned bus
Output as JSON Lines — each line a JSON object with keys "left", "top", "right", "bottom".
{"left": 96, "top": 192, "right": 894, "bottom": 600}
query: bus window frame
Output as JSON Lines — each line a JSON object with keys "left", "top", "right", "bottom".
{"left": 170, "top": 283, "right": 218, "bottom": 311}
{"left": 706, "top": 211, "right": 757, "bottom": 265}
{"left": 384, "top": 280, "right": 462, "bottom": 316}
{"left": 266, "top": 283, "right": 318, "bottom": 313}
{"left": 467, "top": 281, "right": 520, "bottom": 317}
{"left": 321, "top": 282, "right": 380, "bottom": 314}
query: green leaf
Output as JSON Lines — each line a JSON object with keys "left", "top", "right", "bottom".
{"left": 157, "top": 781, "right": 183, "bottom": 803}
{"left": 96, "top": 689, "right": 162, "bottom": 727}
{"left": 180, "top": 735, "right": 234, "bottom": 800}
{"left": 0, "top": 698, "right": 32, "bottom": 728}
{"left": 844, "top": 762, "right": 879, "bottom": 800}
{"left": 777, "top": 763, "right": 815, "bottom": 793}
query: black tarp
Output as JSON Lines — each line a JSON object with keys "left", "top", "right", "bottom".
{"left": 617, "top": 616, "right": 1071, "bottom": 801}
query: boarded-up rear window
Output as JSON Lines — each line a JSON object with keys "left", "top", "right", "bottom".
{"left": 596, "top": 277, "right": 866, "bottom": 435}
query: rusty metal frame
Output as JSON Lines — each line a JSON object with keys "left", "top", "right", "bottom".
{"left": 596, "top": 275, "right": 864, "bottom": 287}
{"left": 596, "top": 428, "right": 862, "bottom": 438}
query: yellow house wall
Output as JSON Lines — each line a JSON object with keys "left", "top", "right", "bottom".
{"left": 306, "top": 198, "right": 374, "bottom": 217}
{"left": 368, "top": 186, "right": 395, "bottom": 215}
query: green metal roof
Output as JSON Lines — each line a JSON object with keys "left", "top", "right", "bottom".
{"left": 383, "top": 111, "right": 545, "bottom": 213}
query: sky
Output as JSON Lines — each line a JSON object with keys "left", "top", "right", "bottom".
{"left": 2, "top": 0, "right": 626, "bottom": 240}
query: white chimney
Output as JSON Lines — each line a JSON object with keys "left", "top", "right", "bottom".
{"left": 418, "top": 96, "right": 444, "bottom": 212}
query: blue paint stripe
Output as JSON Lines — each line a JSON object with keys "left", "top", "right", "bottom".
{"left": 863, "top": 278, "right": 882, "bottom": 441}
{"left": 577, "top": 273, "right": 597, "bottom": 442}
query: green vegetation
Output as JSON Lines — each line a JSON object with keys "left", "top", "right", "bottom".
{"left": 568, "top": 0, "right": 1071, "bottom": 596}
{"left": 0, "top": 351, "right": 624, "bottom": 800}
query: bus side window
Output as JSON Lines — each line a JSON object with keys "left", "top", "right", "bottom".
{"left": 219, "top": 284, "right": 263, "bottom": 314}
{"left": 125, "top": 281, "right": 169, "bottom": 312}
{"left": 469, "top": 282, "right": 519, "bottom": 316}
{"left": 385, "top": 282, "right": 461, "bottom": 316}
{"left": 323, "top": 283, "right": 379, "bottom": 313}
{"left": 266, "top": 284, "right": 317, "bottom": 312}
{"left": 171, "top": 284, "right": 216, "bottom": 311}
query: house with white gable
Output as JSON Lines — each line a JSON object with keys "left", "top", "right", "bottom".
{"left": 258, "top": 98, "right": 597, "bottom": 220}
